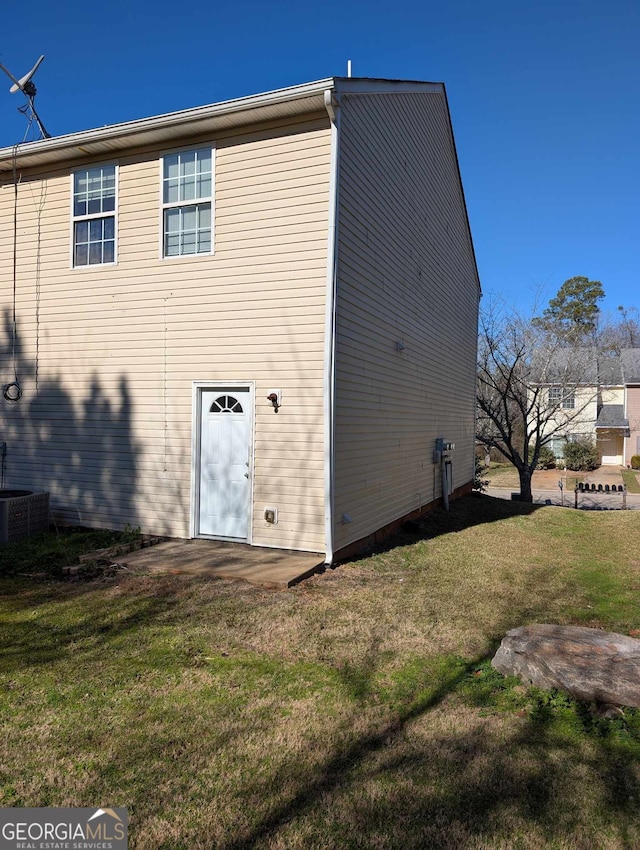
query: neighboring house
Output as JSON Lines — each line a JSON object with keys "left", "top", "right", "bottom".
{"left": 0, "top": 76, "right": 481, "bottom": 562}
{"left": 541, "top": 349, "right": 630, "bottom": 466}
{"left": 622, "top": 349, "right": 640, "bottom": 465}
{"left": 595, "top": 354, "right": 627, "bottom": 466}
{"left": 536, "top": 348, "right": 600, "bottom": 460}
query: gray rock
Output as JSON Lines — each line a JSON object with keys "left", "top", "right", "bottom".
{"left": 492, "top": 624, "right": 640, "bottom": 707}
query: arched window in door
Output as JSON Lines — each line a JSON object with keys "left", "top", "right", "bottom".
{"left": 210, "top": 395, "right": 243, "bottom": 413}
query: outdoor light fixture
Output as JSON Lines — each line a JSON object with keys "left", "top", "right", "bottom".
{"left": 267, "top": 391, "right": 281, "bottom": 413}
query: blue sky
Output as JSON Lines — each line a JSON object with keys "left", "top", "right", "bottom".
{"left": 1, "top": 0, "right": 638, "bottom": 318}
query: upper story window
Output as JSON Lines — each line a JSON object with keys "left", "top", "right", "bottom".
{"left": 72, "top": 164, "right": 116, "bottom": 266}
{"left": 162, "top": 147, "right": 213, "bottom": 257}
{"left": 548, "top": 387, "right": 575, "bottom": 409}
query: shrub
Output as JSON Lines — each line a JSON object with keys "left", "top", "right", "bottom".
{"left": 535, "top": 446, "right": 556, "bottom": 470}
{"left": 473, "top": 457, "right": 489, "bottom": 492}
{"left": 631, "top": 455, "right": 640, "bottom": 470}
{"left": 563, "top": 438, "right": 600, "bottom": 472}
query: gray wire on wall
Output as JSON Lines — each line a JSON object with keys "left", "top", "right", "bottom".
{"left": 29, "top": 173, "right": 46, "bottom": 396}
{"left": 3, "top": 143, "right": 22, "bottom": 403}
{"left": 2, "top": 99, "right": 45, "bottom": 403}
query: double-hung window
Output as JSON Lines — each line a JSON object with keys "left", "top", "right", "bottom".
{"left": 162, "top": 147, "right": 213, "bottom": 257}
{"left": 72, "top": 164, "right": 116, "bottom": 266}
{"left": 548, "top": 387, "right": 575, "bottom": 409}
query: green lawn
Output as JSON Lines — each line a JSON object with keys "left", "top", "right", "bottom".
{"left": 483, "top": 462, "right": 520, "bottom": 489}
{"left": 0, "top": 525, "right": 141, "bottom": 576}
{"left": 622, "top": 468, "right": 640, "bottom": 494}
{"left": 1, "top": 497, "right": 639, "bottom": 849}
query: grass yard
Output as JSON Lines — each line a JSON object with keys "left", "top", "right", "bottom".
{"left": 483, "top": 462, "right": 520, "bottom": 489}
{"left": 0, "top": 525, "right": 141, "bottom": 576}
{"left": 1, "top": 497, "right": 640, "bottom": 849}
{"left": 622, "top": 468, "right": 640, "bottom": 494}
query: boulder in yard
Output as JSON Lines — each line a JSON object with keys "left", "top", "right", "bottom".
{"left": 492, "top": 624, "right": 640, "bottom": 707}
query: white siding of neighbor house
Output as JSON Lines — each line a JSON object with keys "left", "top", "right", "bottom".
{"left": 544, "top": 387, "right": 598, "bottom": 441}
{"left": 332, "top": 91, "right": 480, "bottom": 551}
{"left": 538, "top": 387, "right": 598, "bottom": 465}
{"left": 0, "top": 115, "right": 331, "bottom": 551}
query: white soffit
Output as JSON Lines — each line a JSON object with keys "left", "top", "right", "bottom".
{"left": 0, "top": 79, "right": 334, "bottom": 173}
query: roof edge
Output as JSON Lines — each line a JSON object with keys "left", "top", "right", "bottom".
{"left": 0, "top": 76, "right": 453, "bottom": 173}
{"left": 334, "top": 77, "right": 444, "bottom": 95}
{"left": 0, "top": 77, "right": 337, "bottom": 171}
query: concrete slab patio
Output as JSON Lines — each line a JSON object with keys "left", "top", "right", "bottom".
{"left": 120, "top": 538, "right": 325, "bottom": 590}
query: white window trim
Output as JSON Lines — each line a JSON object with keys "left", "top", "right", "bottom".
{"left": 159, "top": 143, "right": 215, "bottom": 260}
{"left": 69, "top": 161, "right": 119, "bottom": 269}
{"left": 548, "top": 386, "right": 576, "bottom": 409}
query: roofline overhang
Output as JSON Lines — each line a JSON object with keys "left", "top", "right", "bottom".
{"left": 537, "top": 382, "right": 598, "bottom": 388}
{"left": 0, "top": 76, "right": 444, "bottom": 174}
{"left": 0, "top": 78, "right": 333, "bottom": 174}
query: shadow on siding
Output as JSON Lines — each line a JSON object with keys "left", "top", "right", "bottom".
{"left": 0, "top": 308, "right": 144, "bottom": 533}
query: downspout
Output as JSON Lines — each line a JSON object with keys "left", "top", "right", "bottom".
{"left": 442, "top": 458, "right": 452, "bottom": 511}
{"left": 322, "top": 88, "right": 340, "bottom": 565}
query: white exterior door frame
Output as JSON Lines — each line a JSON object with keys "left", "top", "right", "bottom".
{"left": 190, "top": 381, "right": 255, "bottom": 542}
{"left": 598, "top": 430, "right": 624, "bottom": 466}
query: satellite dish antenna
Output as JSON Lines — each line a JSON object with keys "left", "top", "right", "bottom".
{"left": 8, "top": 55, "right": 45, "bottom": 94}
{"left": 0, "top": 54, "right": 51, "bottom": 139}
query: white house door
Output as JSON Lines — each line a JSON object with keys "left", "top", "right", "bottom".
{"left": 198, "top": 387, "right": 252, "bottom": 539}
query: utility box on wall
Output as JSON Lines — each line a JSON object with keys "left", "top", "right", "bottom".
{"left": 433, "top": 438, "right": 455, "bottom": 464}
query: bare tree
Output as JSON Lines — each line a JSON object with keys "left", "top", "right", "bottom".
{"left": 477, "top": 302, "right": 599, "bottom": 502}
{"left": 595, "top": 306, "right": 640, "bottom": 353}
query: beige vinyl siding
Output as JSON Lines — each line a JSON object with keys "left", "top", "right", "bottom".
{"left": 625, "top": 387, "right": 640, "bottom": 465}
{"left": 333, "top": 91, "right": 480, "bottom": 550}
{"left": 0, "top": 115, "right": 331, "bottom": 551}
